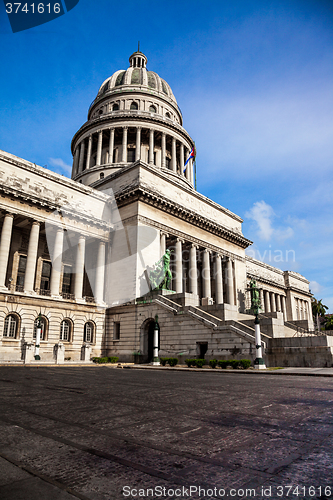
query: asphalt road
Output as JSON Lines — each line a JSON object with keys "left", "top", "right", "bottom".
{"left": 0, "top": 366, "right": 332, "bottom": 500}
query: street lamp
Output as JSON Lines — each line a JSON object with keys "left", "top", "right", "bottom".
{"left": 249, "top": 279, "right": 266, "bottom": 369}
{"left": 34, "top": 313, "right": 42, "bottom": 361}
{"left": 153, "top": 314, "right": 160, "bottom": 365}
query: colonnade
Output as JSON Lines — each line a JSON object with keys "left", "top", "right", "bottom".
{"left": 0, "top": 213, "right": 106, "bottom": 303}
{"left": 73, "top": 126, "right": 194, "bottom": 183}
{"left": 295, "top": 297, "right": 310, "bottom": 321}
{"left": 261, "top": 289, "right": 287, "bottom": 321}
{"left": 163, "top": 234, "right": 236, "bottom": 305}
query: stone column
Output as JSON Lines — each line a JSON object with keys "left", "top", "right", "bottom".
{"left": 74, "top": 235, "right": 85, "bottom": 300}
{"left": 86, "top": 135, "right": 92, "bottom": 170}
{"left": 215, "top": 254, "right": 223, "bottom": 304}
{"left": 276, "top": 294, "right": 282, "bottom": 312}
{"left": 160, "top": 233, "right": 166, "bottom": 258}
{"left": 161, "top": 133, "right": 166, "bottom": 168}
{"left": 265, "top": 290, "right": 271, "bottom": 313}
{"left": 122, "top": 127, "right": 128, "bottom": 162}
{"left": 73, "top": 147, "right": 80, "bottom": 176}
{"left": 95, "top": 241, "right": 105, "bottom": 303}
{"left": 259, "top": 288, "right": 265, "bottom": 313}
{"left": 96, "top": 130, "right": 103, "bottom": 166}
{"left": 281, "top": 295, "right": 287, "bottom": 321}
{"left": 270, "top": 292, "right": 276, "bottom": 312}
{"left": 149, "top": 129, "right": 154, "bottom": 165}
{"left": 226, "top": 258, "right": 234, "bottom": 305}
{"left": 171, "top": 137, "right": 177, "bottom": 172}
{"left": 78, "top": 140, "right": 85, "bottom": 173}
{"left": 50, "top": 228, "right": 64, "bottom": 296}
{"left": 24, "top": 221, "right": 40, "bottom": 293}
{"left": 0, "top": 213, "right": 14, "bottom": 289}
{"left": 135, "top": 127, "right": 141, "bottom": 161}
{"left": 109, "top": 128, "right": 115, "bottom": 163}
{"left": 189, "top": 244, "right": 198, "bottom": 295}
{"left": 175, "top": 238, "right": 183, "bottom": 293}
{"left": 180, "top": 143, "right": 185, "bottom": 176}
{"left": 202, "top": 249, "right": 211, "bottom": 299}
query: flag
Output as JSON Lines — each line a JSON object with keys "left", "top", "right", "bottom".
{"left": 183, "top": 148, "right": 195, "bottom": 173}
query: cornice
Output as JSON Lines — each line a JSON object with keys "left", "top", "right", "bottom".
{"left": 246, "top": 272, "right": 287, "bottom": 291}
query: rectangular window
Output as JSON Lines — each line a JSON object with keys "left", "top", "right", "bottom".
{"left": 114, "top": 322, "right": 120, "bottom": 340}
{"left": 62, "top": 265, "right": 72, "bottom": 294}
{"left": 16, "top": 255, "right": 27, "bottom": 290}
{"left": 127, "top": 148, "right": 135, "bottom": 162}
{"left": 40, "top": 261, "right": 52, "bottom": 291}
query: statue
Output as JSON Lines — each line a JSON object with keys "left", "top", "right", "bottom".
{"left": 149, "top": 250, "right": 172, "bottom": 291}
{"left": 249, "top": 279, "right": 261, "bottom": 317}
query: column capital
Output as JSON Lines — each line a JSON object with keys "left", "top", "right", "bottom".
{"left": 176, "top": 237, "right": 184, "bottom": 244}
{"left": 4, "top": 213, "right": 14, "bottom": 219}
{"left": 123, "top": 126, "right": 128, "bottom": 130}
{"left": 31, "top": 221, "right": 40, "bottom": 227}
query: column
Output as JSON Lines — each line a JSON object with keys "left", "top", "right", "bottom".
{"left": 50, "top": 228, "right": 64, "bottom": 296}
{"left": 78, "top": 140, "right": 85, "bottom": 173}
{"left": 160, "top": 233, "right": 166, "bottom": 257}
{"left": 73, "top": 147, "right": 79, "bottom": 176}
{"left": 270, "top": 292, "right": 276, "bottom": 312}
{"left": 304, "top": 301, "right": 309, "bottom": 321}
{"left": 0, "top": 213, "right": 14, "bottom": 288}
{"left": 24, "top": 221, "right": 40, "bottom": 293}
{"left": 171, "top": 137, "right": 177, "bottom": 172}
{"left": 226, "top": 258, "right": 234, "bottom": 305}
{"left": 276, "top": 294, "right": 282, "bottom": 312}
{"left": 259, "top": 288, "right": 265, "bottom": 313}
{"left": 74, "top": 235, "right": 85, "bottom": 300}
{"left": 189, "top": 244, "right": 198, "bottom": 295}
{"left": 161, "top": 132, "right": 166, "bottom": 168}
{"left": 265, "top": 290, "right": 271, "bottom": 313}
{"left": 215, "top": 254, "right": 223, "bottom": 304}
{"left": 95, "top": 241, "right": 105, "bottom": 303}
{"left": 86, "top": 135, "right": 92, "bottom": 170}
{"left": 148, "top": 129, "right": 154, "bottom": 165}
{"left": 202, "top": 249, "right": 211, "bottom": 298}
{"left": 185, "top": 149, "right": 190, "bottom": 181}
{"left": 96, "top": 130, "right": 103, "bottom": 166}
{"left": 175, "top": 238, "right": 183, "bottom": 293}
{"left": 135, "top": 127, "right": 141, "bottom": 161}
{"left": 122, "top": 127, "right": 128, "bottom": 162}
{"left": 109, "top": 128, "right": 115, "bottom": 163}
{"left": 281, "top": 295, "right": 287, "bottom": 321}
{"left": 180, "top": 143, "right": 185, "bottom": 176}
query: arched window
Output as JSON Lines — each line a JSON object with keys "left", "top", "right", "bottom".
{"left": 165, "top": 112, "right": 171, "bottom": 119}
{"left": 33, "top": 316, "right": 48, "bottom": 341}
{"left": 84, "top": 322, "right": 95, "bottom": 343}
{"left": 100, "top": 172, "right": 104, "bottom": 179}
{"left": 112, "top": 103, "right": 119, "bottom": 111}
{"left": 3, "top": 314, "right": 20, "bottom": 338}
{"left": 149, "top": 105, "right": 157, "bottom": 113}
{"left": 130, "top": 102, "right": 138, "bottom": 110}
{"left": 60, "top": 320, "right": 71, "bottom": 342}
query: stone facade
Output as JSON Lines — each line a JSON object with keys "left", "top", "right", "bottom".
{"left": 0, "top": 51, "right": 320, "bottom": 365}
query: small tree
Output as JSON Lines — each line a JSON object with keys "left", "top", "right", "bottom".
{"left": 312, "top": 298, "right": 328, "bottom": 331}
{"left": 324, "top": 316, "right": 333, "bottom": 331}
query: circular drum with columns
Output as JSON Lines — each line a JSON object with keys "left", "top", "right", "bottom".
{"left": 71, "top": 51, "right": 195, "bottom": 187}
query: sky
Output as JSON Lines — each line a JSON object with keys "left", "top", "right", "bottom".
{"left": 0, "top": 0, "right": 332, "bottom": 311}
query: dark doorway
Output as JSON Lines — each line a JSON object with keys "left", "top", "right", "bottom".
{"left": 197, "top": 342, "right": 208, "bottom": 359}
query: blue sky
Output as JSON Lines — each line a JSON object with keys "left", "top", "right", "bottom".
{"left": 1, "top": 0, "right": 332, "bottom": 311}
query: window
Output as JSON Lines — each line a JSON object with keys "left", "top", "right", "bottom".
{"left": 165, "top": 157, "right": 171, "bottom": 169}
{"left": 60, "top": 320, "right": 71, "bottom": 341}
{"left": 84, "top": 322, "right": 94, "bottom": 343}
{"left": 112, "top": 103, "right": 119, "bottom": 111}
{"left": 149, "top": 105, "right": 156, "bottom": 113}
{"left": 114, "top": 322, "right": 120, "bottom": 340}
{"left": 16, "top": 255, "right": 27, "bottom": 290}
{"left": 165, "top": 112, "right": 171, "bottom": 119}
{"left": 40, "top": 261, "right": 51, "bottom": 291}
{"left": 130, "top": 102, "right": 138, "bottom": 110}
{"left": 3, "top": 314, "right": 19, "bottom": 338}
{"left": 33, "top": 316, "right": 47, "bottom": 341}
{"left": 127, "top": 148, "right": 135, "bottom": 162}
{"left": 100, "top": 172, "right": 104, "bottom": 179}
{"left": 62, "top": 265, "right": 72, "bottom": 294}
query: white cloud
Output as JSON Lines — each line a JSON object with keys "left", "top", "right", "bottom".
{"left": 49, "top": 158, "right": 72, "bottom": 176}
{"left": 245, "top": 200, "right": 294, "bottom": 242}
{"left": 309, "top": 280, "right": 323, "bottom": 295}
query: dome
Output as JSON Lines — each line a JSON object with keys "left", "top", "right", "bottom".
{"left": 95, "top": 51, "right": 177, "bottom": 104}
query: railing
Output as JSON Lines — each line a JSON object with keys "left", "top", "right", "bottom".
{"left": 60, "top": 292, "right": 75, "bottom": 300}
{"left": 84, "top": 296, "right": 96, "bottom": 303}
{"left": 35, "top": 288, "right": 51, "bottom": 296}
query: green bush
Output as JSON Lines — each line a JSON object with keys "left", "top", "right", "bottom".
{"left": 209, "top": 359, "right": 218, "bottom": 369}
{"left": 108, "top": 356, "right": 119, "bottom": 364}
{"left": 217, "top": 359, "right": 251, "bottom": 369}
{"left": 217, "top": 360, "right": 229, "bottom": 369}
{"left": 195, "top": 359, "right": 205, "bottom": 368}
{"left": 230, "top": 360, "right": 240, "bottom": 369}
{"left": 185, "top": 359, "right": 196, "bottom": 367}
{"left": 240, "top": 359, "right": 251, "bottom": 369}
{"left": 168, "top": 358, "right": 178, "bottom": 367}
{"left": 92, "top": 356, "right": 119, "bottom": 364}
{"left": 160, "top": 357, "right": 168, "bottom": 366}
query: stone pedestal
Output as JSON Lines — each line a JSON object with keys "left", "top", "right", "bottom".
{"left": 81, "top": 343, "right": 92, "bottom": 362}
{"left": 54, "top": 343, "right": 65, "bottom": 364}
{"left": 23, "top": 342, "right": 35, "bottom": 364}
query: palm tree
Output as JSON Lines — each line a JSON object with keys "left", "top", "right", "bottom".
{"left": 324, "top": 315, "right": 333, "bottom": 331}
{"left": 312, "top": 298, "right": 328, "bottom": 331}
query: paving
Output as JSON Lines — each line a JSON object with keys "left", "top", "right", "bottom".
{"left": 0, "top": 366, "right": 332, "bottom": 500}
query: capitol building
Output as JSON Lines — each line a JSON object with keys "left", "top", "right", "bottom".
{"left": 1, "top": 50, "right": 326, "bottom": 367}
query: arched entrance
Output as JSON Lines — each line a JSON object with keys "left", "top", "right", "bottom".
{"left": 140, "top": 318, "right": 160, "bottom": 363}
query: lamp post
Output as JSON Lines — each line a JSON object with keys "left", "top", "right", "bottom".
{"left": 249, "top": 279, "right": 266, "bottom": 369}
{"left": 34, "top": 313, "right": 42, "bottom": 361}
{"left": 153, "top": 314, "right": 160, "bottom": 365}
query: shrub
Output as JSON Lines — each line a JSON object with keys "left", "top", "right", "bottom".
{"left": 209, "top": 359, "right": 217, "bottom": 369}
{"left": 185, "top": 359, "right": 196, "bottom": 367}
{"left": 168, "top": 358, "right": 178, "bottom": 367}
{"left": 92, "top": 356, "right": 119, "bottom": 364}
{"left": 240, "top": 359, "right": 251, "bottom": 369}
{"left": 195, "top": 359, "right": 205, "bottom": 368}
{"left": 230, "top": 360, "right": 240, "bottom": 369}
{"left": 218, "top": 360, "right": 229, "bottom": 369}
{"left": 160, "top": 357, "right": 168, "bottom": 366}
{"left": 108, "top": 356, "right": 119, "bottom": 364}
